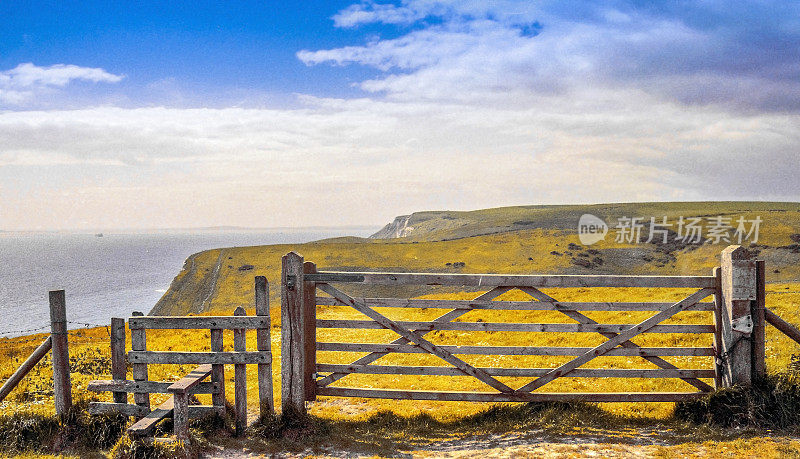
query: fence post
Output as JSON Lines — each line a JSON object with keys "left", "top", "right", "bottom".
{"left": 110, "top": 317, "right": 127, "bottom": 404}
{"left": 303, "top": 261, "right": 317, "bottom": 401}
{"left": 712, "top": 267, "right": 723, "bottom": 389}
{"left": 233, "top": 306, "right": 247, "bottom": 435}
{"left": 130, "top": 311, "right": 150, "bottom": 415}
{"left": 254, "top": 276, "right": 274, "bottom": 417}
{"left": 210, "top": 327, "right": 225, "bottom": 410}
{"left": 281, "top": 252, "right": 306, "bottom": 415}
{"left": 49, "top": 290, "right": 72, "bottom": 416}
{"left": 719, "top": 245, "right": 757, "bottom": 387}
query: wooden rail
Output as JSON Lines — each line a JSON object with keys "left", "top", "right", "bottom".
{"left": 0, "top": 336, "right": 52, "bottom": 403}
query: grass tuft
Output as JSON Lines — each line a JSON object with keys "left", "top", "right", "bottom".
{"left": 675, "top": 373, "right": 800, "bottom": 429}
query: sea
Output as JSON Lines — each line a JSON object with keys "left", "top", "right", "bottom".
{"left": 0, "top": 228, "right": 374, "bottom": 338}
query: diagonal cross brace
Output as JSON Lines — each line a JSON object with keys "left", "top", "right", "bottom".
{"left": 317, "top": 283, "right": 514, "bottom": 393}
{"left": 519, "top": 287, "right": 714, "bottom": 392}
{"left": 516, "top": 288, "right": 715, "bottom": 393}
{"left": 316, "top": 286, "right": 513, "bottom": 387}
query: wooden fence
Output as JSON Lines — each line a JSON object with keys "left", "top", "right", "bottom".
{"left": 89, "top": 277, "right": 273, "bottom": 440}
{"left": 280, "top": 245, "right": 779, "bottom": 413}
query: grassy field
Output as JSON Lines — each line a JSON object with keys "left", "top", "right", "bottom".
{"left": 3, "top": 201, "right": 800, "bottom": 456}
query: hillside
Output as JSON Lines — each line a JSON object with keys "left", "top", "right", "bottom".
{"left": 151, "top": 201, "right": 800, "bottom": 316}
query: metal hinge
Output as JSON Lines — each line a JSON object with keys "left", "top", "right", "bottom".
{"left": 731, "top": 314, "right": 754, "bottom": 334}
{"left": 285, "top": 274, "right": 296, "bottom": 290}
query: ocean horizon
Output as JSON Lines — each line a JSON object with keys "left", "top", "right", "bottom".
{"left": 0, "top": 227, "right": 375, "bottom": 338}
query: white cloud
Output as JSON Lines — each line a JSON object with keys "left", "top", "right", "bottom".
{"left": 0, "top": 63, "right": 123, "bottom": 105}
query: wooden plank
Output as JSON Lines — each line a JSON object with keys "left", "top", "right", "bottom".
{"left": 49, "top": 290, "right": 72, "bottom": 416}
{"left": 317, "top": 282, "right": 514, "bottom": 393}
{"left": 281, "top": 252, "right": 306, "bottom": 415}
{"left": 316, "top": 387, "right": 708, "bottom": 402}
{"left": 130, "top": 311, "right": 150, "bottom": 414}
{"left": 303, "top": 262, "right": 317, "bottom": 401}
{"left": 128, "top": 397, "right": 173, "bottom": 437}
{"left": 316, "top": 320, "right": 714, "bottom": 334}
{"left": 315, "top": 286, "right": 508, "bottom": 388}
{"left": 210, "top": 328, "right": 225, "bottom": 408}
{"left": 128, "top": 351, "right": 271, "bottom": 364}
{"left": 0, "top": 336, "right": 52, "bottom": 403}
{"left": 110, "top": 318, "right": 127, "bottom": 404}
{"left": 516, "top": 288, "right": 715, "bottom": 393}
{"left": 753, "top": 260, "right": 766, "bottom": 378}
{"left": 307, "top": 272, "right": 716, "bottom": 288}
{"left": 89, "top": 402, "right": 221, "bottom": 418}
{"left": 713, "top": 267, "right": 723, "bottom": 389}
{"left": 233, "top": 306, "right": 247, "bottom": 436}
{"left": 254, "top": 275, "right": 273, "bottom": 416}
{"left": 316, "top": 364, "right": 715, "bottom": 378}
{"left": 89, "top": 402, "right": 150, "bottom": 417}
{"left": 168, "top": 364, "right": 213, "bottom": 393}
{"left": 520, "top": 286, "right": 714, "bottom": 393}
{"left": 128, "top": 316, "right": 269, "bottom": 330}
{"left": 88, "top": 379, "right": 219, "bottom": 394}
{"left": 315, "top": 297, "right": 716, "bottom": 312}
{"left": 765, "top": 308, "right": 800, "bottom": 346}
{"left": 316, "top": 342, "right": 716, "bottom": 356}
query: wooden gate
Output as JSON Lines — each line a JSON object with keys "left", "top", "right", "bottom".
{"left": 281, "top": 246, "right": 768, "bottom": 413}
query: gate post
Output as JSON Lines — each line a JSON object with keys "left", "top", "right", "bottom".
{"left": 281, "top": 252, "right": 306, "bottom": 415}
{"left": 718, "top": 245, "right": 759, "bottom": 387}
{"left": 303, "top": 261, "right": 317, "bottom": 401}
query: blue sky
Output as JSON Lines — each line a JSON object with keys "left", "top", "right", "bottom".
{"left": 1, "top": 1, "right": 799, "bottom": 230}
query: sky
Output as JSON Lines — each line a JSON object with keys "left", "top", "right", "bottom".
{"left": 1, "top": 1, "right": 799, "bottom": 231}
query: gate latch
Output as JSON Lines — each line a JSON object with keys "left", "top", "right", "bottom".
{"left": 731, "top": 314, "right": 753, "bottom": 334}
{"left": 285, "top": 274, "right": 296, "bottom": 290}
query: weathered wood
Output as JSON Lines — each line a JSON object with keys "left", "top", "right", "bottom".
{"left": 307, "top": 272, "right": 716, "bottom": 288}
{"left": 317, "top": 283, "right": 513, "bottom": 393}
{"left": 49, "top": 290, "right": 72, "bottom": 416}
{"left": 168, "top": 364, "right": 213, "bottom": 393}
{"left": 254, "top": 276, "right": 273, "bottom": 416}
{"left": 281, "top": 252, "right": 306, "bottom": 415}
{"left": 753, "top": 260, "right": 766, "bottom": 378}
{"left": 316, "top": 363, "right": 715, "bottom": 378}
{"left": 303, "top": 262, "right": 317, "bottom": 401}
{"left": 713, "top": 267, "right": 724, "bottom": 389}
{"left": 0, "top": 336, "right": 52, "bottom": 403}
{"left": 315, "top": 287, "right": 512, "bottom": 388}
{"left": 110, "top": 318, "right": 127, "bottom": 404}
{"left": 765, "top": 308, "right": 800, "bottom": 346}
{"left": 315, "top": 297, "right": 716, "bottom": 312}
{"left": 128, "top": 316, "right": 269, "bottom": 330}
{"left": 316, "top": 320, "right": 714, "bottom": 334}
{"left": 88, "top": 379, "right": 219, "bottom": 394}
{"left": 720, "top": 246, "right": 755, "bottom": 387}
{"left": 128, "top": 351, "right": 271, "bottom": 364}
{"left": 130, "top": 311, "right": 150, "bottom": 414}
{"left": 316, "top": 342, "right": 716, "bottom": 356}
{"left": 316, "top": 387, "right": 708, "bottom": 402}
{"left": 210, "top": 328, "right": 225, "bottom": 408}
{"left": 89, "top": 402, "right": 221, "bottom": 418}
{"left": 520, "top": 286, "right": 714, "bottom": 393}
{"left": 516, "top": 288, "right": 714, "bottom": 393}
{"left": 172, "top": 392, "right": 190, "bottom": 441}
{"left": 90, "top": 402, "right": 150, "bottom": 417}
{"left": 129, "top": 397, "right": 174, "bottom": 437}
{"left": 233, "top": 306, "right": 247, "bottom": 436}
